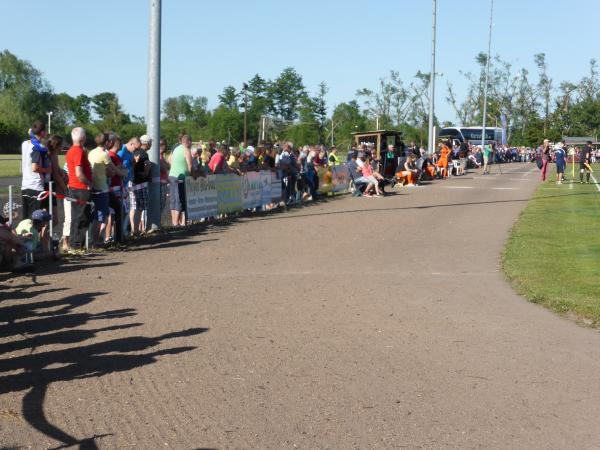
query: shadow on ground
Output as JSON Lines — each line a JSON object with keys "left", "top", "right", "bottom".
{"left": 0, "top": 284, "right": 208, "bottom": 449}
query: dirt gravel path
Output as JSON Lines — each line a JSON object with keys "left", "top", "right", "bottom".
{"left": 2, "top": 164, "right": 600, "bottom": 449}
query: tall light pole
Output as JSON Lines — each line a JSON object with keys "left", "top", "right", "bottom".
{"left": 243, "top": 83, "right": 248, "bottom": 147}
{"left": 147, "top": 0, "right": 161, "bottom": 230}
{"left": 481, "top": 0, "right": 494, "bottom": 150}
{"left": 427, "top": 0, "right": 437, "bottom": 155}
{"left": 46, "top": 111, "right": 53, "bottom": 134}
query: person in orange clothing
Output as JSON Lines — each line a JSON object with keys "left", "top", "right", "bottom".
{"left": 396, "top": 154, "right": 421, "bottom": 186}
{"left": 436, "top": 139, "right": 452, "bottom": 178}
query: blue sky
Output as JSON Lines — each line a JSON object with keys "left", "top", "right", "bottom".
{"left": 1, "top": 0, "right": 598, "bottom": 123}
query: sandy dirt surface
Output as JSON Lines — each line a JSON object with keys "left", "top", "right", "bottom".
{"left": 2, "top": 165, "right": 600, "bottom": 449}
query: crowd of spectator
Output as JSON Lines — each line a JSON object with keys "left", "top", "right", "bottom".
{"left": 1, "top": 121, "right": 598, "bottom": 272}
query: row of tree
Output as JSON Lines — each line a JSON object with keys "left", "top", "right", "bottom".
{"left": 1, "top": 49, "right": 599, "bottom": 152}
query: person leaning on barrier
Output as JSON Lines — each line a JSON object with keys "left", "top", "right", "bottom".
{"left": 46, "top": 135, "right": 68, "bottom": 231}
{"left": 168, "top": 134, "right": 193, "bottom": 227}
{"left": 130, "top": 135, "right": 152, "bottom": 233}
{"left": 21, "top": 120, "right": 51, "bottom": 219}
{"left": 88, "top": 133, "right": 114, "bottom": 246}
{"left": 208, "top": 143, "right": 227, "bottom": 174}
{"left": 117, "top": 136, "right": 141, "bottom": 238}
{"left": 159, "top": 137, "right": 171, "bottom": 211}
{"left": 107, "top": 135, "right": 127, "bottom": 243}
{"left": 65, "top": 127, "right": 92, "bottom": 251}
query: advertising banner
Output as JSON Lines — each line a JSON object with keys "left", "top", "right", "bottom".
{"left": 242, "top": 171, "right": 262, "bottom": 209}
{"left": 260, "top": 171, "right": 272, "bottom": 206}
{"left": 216, "top": 174, "right": 242, "bottom": 214}
{"left": 185, "top": 175, "right": 218, "bottom": 220}
{"left": 271, "top": 172, "right": 282, "bottom": 202}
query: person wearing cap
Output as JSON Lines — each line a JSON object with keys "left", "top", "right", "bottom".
{"left": 553, "top": 142, "right": 566, "bottom": 184}
{"left": 15, "top": 209, "right": 51, "bottom": 258}
{"left": 580, "top": 140, "right": 593, "bottom": 184}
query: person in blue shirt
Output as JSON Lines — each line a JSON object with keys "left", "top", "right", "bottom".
{"left": 116, "top": 137, "right": 141, "bottom": 237}
{"left": 117, "top": 137, "right": 141, "bottom": 185}
{"left": 554, "top": 142, "right": 566, "bottom": 184}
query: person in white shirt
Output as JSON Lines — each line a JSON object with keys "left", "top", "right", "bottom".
{"left": 21, "top": 120, "right": 51, "bottom": 219}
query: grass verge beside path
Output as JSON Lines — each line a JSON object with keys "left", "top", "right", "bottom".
{"left": 503, "top": 165, "right": 600, "bottom": 325}
{"left": 0, "top": 154, "right": 22, "bottom": 178}
{"left": 0, "top": 154, "right": 66, "bottom": 178}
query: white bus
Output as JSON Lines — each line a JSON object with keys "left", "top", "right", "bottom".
{"left": 438, "top": 126, "right": 503, "bottom": 146}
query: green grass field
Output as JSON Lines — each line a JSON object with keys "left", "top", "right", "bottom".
{"left": 0, "top": 154, "right": 66, "bottom": 178}
{"left": 0, "top": 154, "right": 22, "bottom": 178}
{"left": 503, "top": 164, "right": 600, "bottom": 325}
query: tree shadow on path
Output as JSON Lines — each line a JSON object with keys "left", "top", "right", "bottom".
{"left": 0, "top": 286, "right": 208, "bottom": 449}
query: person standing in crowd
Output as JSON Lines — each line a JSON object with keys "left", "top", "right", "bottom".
{"left": 107, "top": 135, "right": 127, "bottom": 243}
{"left": 159, "top": 137, "right": 170, "bottom": 212}
{"left": 328, "top": 146, "right": 341, "bottom": 167}
{"left": 305, "top": 147, "right": 319, "bottom": 200}
{"left": 21, "top": 120, "right": 50, "bottom": 219}
{"left": 129, "top": 135, "right": 152, "bottom": 235}
{"left": 88, "top": 133, "right": 116, "bottom": 246}
{"left": 65, "top": 127, "right": 92, "bottom": 250}
{"left": 47, "top": 135, "right": 68, "bottom": 231}
{"left": 117, "top": 136, "right": 141, "bottom": 237}
{"left": 482, "top": 143, "right": 492, "bottom": 175}
{"left": 169, "top": 134, "right": 193, "bottom": 226}
{"left": 554, "top": 142, "right": 566, "bottom": 185}
{"left": 208, "top": 143, "right": 227, "bottom": 174}
{"left": 407, "top": 141, "right": 418, "bottom": 157}
{"left": 580, "top": 140, "right": 593, "bottom": 184}
{"left": 539, "top": 139, "right": 551, "bottom": 182}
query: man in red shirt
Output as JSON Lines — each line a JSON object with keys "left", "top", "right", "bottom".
{"left": 208, "top": 144, "right": 227, "bottom": 174}
{"left": 66, "top": 127, "right": 92, "bottom": 250}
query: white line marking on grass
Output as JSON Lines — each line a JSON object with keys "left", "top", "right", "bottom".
{"left": 591, "top": 174, "right": 600, "bottom": 193}
{"left": 570, "top": 181, "right": 574, "bottom": 190}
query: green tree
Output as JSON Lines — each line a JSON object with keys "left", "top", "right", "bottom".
{"left": 0, "top": 50, "right": 53, "bottom": 148}
{"left": 218, "top": 86, "right": 239, "bottom": 110}
{"left": 205, "top": 105, "right": 243, "bottom": 144}
{"left": 269, "top": 67, "right": 306, "bottom": 122}
{"left": 330, "top": 101, "right": 368, "bottom": 150}
{"left": 92, "top": 92, "right": 130, "bottom": 133}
